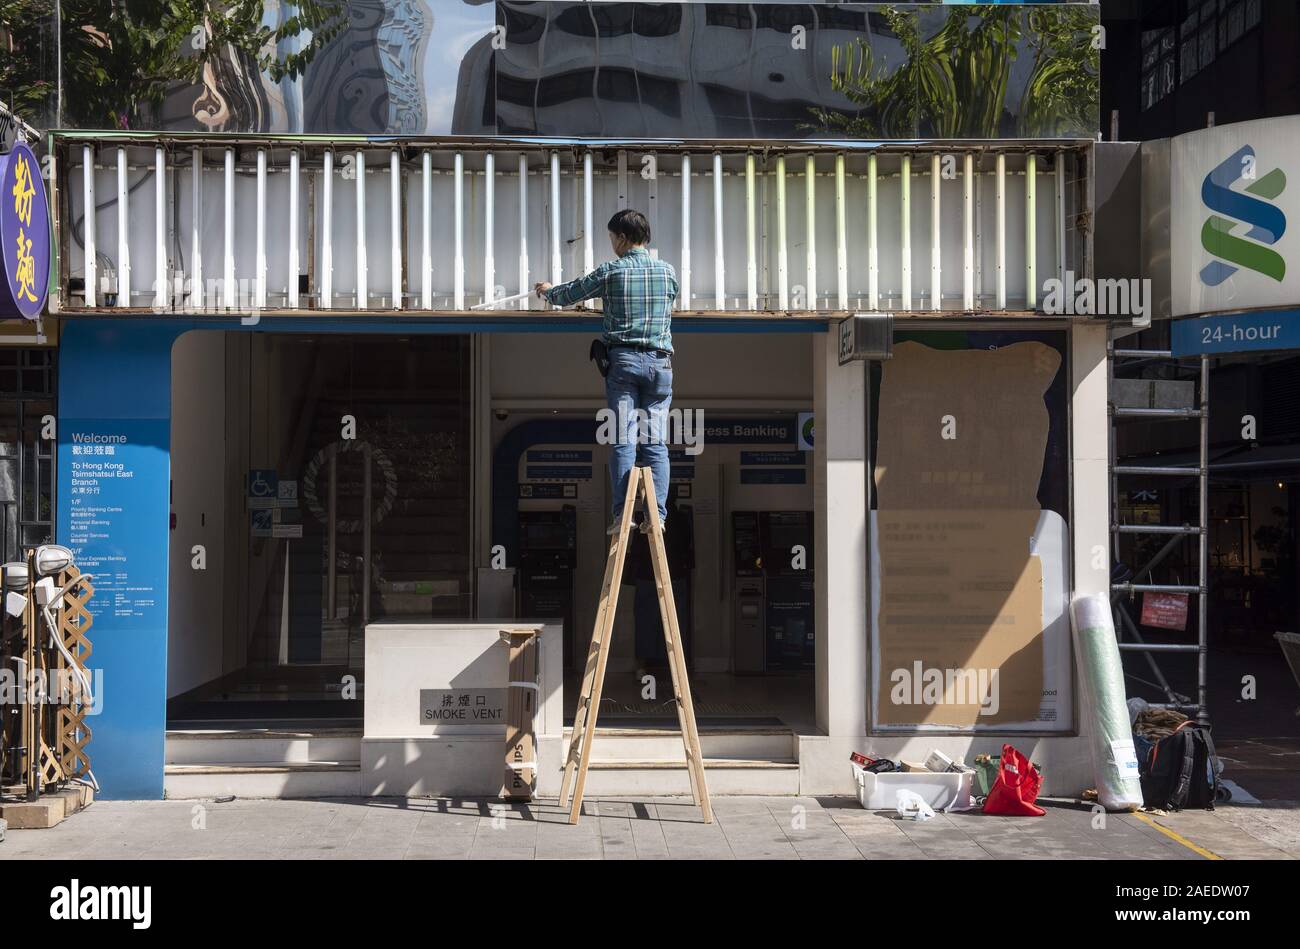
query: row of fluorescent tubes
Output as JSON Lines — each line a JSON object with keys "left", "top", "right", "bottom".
{"left": 78, "top": 146, "right": 1068, "bottom": 313}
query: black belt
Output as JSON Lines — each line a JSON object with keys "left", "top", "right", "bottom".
{"left": 609, "top": 344, "right": 672, "bottom": 358}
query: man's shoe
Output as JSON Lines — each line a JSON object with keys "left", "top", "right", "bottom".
{"left": 639, "top": 518, "right": 665, "bottom": 535}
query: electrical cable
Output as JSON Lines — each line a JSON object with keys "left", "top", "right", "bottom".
{"left": 69, "top": 159, "right": 153, "bottom": 293}
{"left": 38, "top": 574, "right": 95, "bottom": 704}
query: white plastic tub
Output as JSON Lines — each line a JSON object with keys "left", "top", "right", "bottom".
{"left": 853, "top": 764, "right": 974, "bottom": 812}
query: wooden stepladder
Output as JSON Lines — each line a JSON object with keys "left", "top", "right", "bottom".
{"left": 558, "top": 467, "right": 712, "bottom": 825}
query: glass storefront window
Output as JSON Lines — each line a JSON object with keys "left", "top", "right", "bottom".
{"left": 239, "top": 335, "right": 474, "bottom": 670}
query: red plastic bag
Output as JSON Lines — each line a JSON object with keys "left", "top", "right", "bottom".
{"left": 983, "top": 743, "right": 1045, "bottom": 816}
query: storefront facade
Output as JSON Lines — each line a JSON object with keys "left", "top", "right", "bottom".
{"left": 45, "top": 136, "right": 1110, "bottom": 800}
{"left": 36, "top": 2, "right": 1110, "bottom": 800}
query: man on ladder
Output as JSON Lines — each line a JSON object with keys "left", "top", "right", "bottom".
{"left": 535, "top": 208, "right": 678, "bottom": 535}
{"left": 535, "top": 211, "right": 710, "bottom": 825}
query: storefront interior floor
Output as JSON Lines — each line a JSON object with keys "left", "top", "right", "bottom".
{"left": 562, "top": 669, "right": 816, "bottom": 733}
{"left": 167, "top": 664, "right": 364, "bottom": 727}
{"left": 169, "top": 664, "right": 816, "bottom": 734}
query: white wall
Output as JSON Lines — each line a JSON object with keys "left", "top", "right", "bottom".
{"left": 167, "top": 331, "right": 228, "bottom": 697}
{"left": 489, "top": 332, "right": 814, "bottom": 403}
{"left": 812, "top": 334, "right": 867, "bottom": 736}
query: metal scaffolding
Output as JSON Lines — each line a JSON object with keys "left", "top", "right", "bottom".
{"left": 1108, "top": 341, "right": 1209, "bottom": 724}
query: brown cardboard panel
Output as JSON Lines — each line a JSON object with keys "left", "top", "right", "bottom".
{"left": 875, "top": 341, "right": 1061, "bottom": 511}
{"left": 876, "top": 509, "right": 1044, "bottom": 726}
{"left": 873, "top": 341, "right": 1060, "bottom": 727}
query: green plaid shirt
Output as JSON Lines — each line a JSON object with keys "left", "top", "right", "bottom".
{"left": 543, "top": 247, "right": 677, "bottom": 352}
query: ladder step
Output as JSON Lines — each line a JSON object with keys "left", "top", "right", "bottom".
{"left": 1111, "top": 524, "right": 1201, "bottom": 535}
{"left": 1112, "top": 583, "right": 1201, "bottom": 594}
{"left": 1117, "top": 643, "right": 1200, "bottom": 653}
{"left": 1111, "top": 407, "right": 1203, "bottom": 419}
{"left": 1112, "top": 465, "right": 1201, "bottom": 476}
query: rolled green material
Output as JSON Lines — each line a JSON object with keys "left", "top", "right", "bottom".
{"left": 1070, "top": 593, "right": 1144, "bottom": 811}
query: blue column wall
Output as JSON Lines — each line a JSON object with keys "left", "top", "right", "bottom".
{"left": 57, "top": 321, "right": 186, "bottom": 800}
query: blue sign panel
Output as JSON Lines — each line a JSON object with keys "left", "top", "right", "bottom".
{"left": 59, "top": 418, "right": 171, "bottom": 798}
{"left": 0, "top": 142, "right": 50, "bottom": 319}
{"left": 740, "top": 468, "right": 807, "bottom": 485}
{"left": 527, "top": 449, "right": 592, "bottom": 463}
{"left": 518, "top": 483, "right": 576, "bottom": 499}
{"left": 741, "top": 451, "right": 806, "bottom": 466}
{"left": 247, "top": 469, "right": 278, "bottom": 504}
{"left": 1171, "top": 309, "right": 1300, "bottom": 356}
{"left": 250, "top": 508, "right": 274, "bottom": 537}
{"left": 670, "top": 465, "right": 696, "bottom": 481}
{"left": 526, "top": 465, "right": 593, "bottom": 481}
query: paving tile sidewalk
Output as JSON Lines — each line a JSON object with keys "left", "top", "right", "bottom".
{"left": 2, "top": 795, "right": 1293, "bottom": 860}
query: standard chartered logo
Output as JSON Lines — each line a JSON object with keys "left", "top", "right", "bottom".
{"left": 1200, "top": 144, "right": 1287, "bottom": 286}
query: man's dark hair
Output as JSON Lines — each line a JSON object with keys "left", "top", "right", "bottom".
{"left": 608, "top": 208, "right": 651, "bottom": 245}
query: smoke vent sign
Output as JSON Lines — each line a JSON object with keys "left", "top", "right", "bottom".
{"left": 0, "top": 142, "right": 50, "bottom": 320}
{"left": 420, "top": 689, "right": 507, "bottom": 725}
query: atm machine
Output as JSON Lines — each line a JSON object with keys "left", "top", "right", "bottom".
{"left": 517, "top": 508, "right": 577, "bottom": 663}
{"left": 732, "top": 512, "right": 765, "bottom": 673}
{"left": 731, "top": 510, "right": 814, "bottom": 672}
{"left": 760, "top": 511, "right": 815, "bottom": 670}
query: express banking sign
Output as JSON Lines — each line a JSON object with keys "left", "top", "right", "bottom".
{"left": 0, "top": 141, "right": 50, "bottom": 320}
{"left": 1172, "top": 117, "right": 1299, "bottom": 318}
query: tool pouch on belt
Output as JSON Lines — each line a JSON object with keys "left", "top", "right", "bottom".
{"left": 590, "top": 338, "right": 611, "bottom": 377}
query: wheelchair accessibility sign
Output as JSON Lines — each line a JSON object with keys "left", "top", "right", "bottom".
{"left": 248, "top": 469, "right": 278, "bottom": 509}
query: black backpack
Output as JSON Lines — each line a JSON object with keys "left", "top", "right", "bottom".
{"left": 1138, "top": 721, "right": 1220, "bottom": 811}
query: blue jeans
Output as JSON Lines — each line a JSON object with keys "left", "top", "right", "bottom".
{"left": 605, "top": 347, "right": 672, "bottom": 524}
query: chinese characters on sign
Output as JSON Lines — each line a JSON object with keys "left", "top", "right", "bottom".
{"left": 12, "top": 153, "right": 37, "bottom": 303}
{"left": 419, "top": 689, "right": 508, "bottom": 724}
{"left": 0, "top": 142, "right": 50, "bottom": 319}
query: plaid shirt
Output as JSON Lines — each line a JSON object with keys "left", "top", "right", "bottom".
{"left": 543, "top": 247, "right": 677, "bottom": 352}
